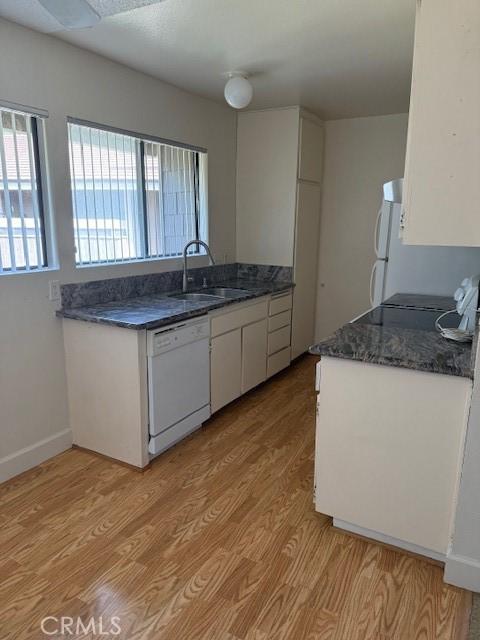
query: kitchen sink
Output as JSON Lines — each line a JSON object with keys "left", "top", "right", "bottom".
{"left": 170, "top": 292, "right": 224, "bottom": 302}
{"left": 201, "top": 287, "right": 251, "bottom": 298}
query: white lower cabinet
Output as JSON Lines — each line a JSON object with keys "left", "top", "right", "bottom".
{"left": 242, "top": 318, "right": 268, "bottom": 393}
{"left": 210, "top": 328, "right": 242, "bottom": 414}
{"left": 315, "top": 357, "right": 472, "bottom": 557}
{"left": 210, "top": 293, "right": 292, "bottom": 413}
{"left": 63, "top": 319, "right": 150, "bottom": 469}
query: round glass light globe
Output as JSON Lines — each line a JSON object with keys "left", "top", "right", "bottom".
{"left": 224, "top": 76, "right": 253, "bottom": 109}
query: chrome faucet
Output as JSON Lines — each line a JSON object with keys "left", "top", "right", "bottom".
{"left": 182, "top": 240, "right": 216, "bottom": 292}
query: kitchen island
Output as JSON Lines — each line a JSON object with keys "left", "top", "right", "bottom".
{"left": 310, "top": 295, "right": 475, "bottom": 563}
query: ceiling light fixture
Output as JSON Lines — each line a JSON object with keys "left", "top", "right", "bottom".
{"left": 224, "top": 72, "right": 253, "bottom": 110}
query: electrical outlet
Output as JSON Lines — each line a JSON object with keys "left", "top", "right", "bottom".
{"left": 49, "top": 280, "right": 61, "bottom": 301}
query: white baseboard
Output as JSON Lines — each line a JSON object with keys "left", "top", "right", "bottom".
{"left": 445, "top": 553, "right": 480, "bottom": 592}
{"left": 0, "top": 429, "right": 72, "bottom": 484}
{"left": 333, "top": 518, "right": 446, "bottom": 563}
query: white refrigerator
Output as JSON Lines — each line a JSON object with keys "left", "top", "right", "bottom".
{"left": 371, "top": 180, "right": 480, "bottom": 306}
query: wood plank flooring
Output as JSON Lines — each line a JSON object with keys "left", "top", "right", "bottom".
{"left": 0, "top": 356, "right": 472, "bottom": 639}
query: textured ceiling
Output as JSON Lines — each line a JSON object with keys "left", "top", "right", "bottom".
{"left": 0, "top": 0, "right": 416, "bottom": 119}
{"left": 88, "top": 0, "right": 165, "bottom": 16}
{"left": 0, "top": 0, "right": 165, "bottom": 32}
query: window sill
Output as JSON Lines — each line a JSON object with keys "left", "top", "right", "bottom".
{"left": 75, "top": 254, "right": 207, "bottom": 270}
{"left": 0, "top": 265, "right": 60, "bottom": 277}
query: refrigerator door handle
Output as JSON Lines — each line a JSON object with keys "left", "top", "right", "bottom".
{"left": 370, "top": 261, "right": 379, "bottom": 307}
{"left": 374, "top": 207, "right": 383, "bottom": 258}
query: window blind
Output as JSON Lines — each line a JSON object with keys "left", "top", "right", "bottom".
{"left": 68, "top": 121, "right": 206, "bottom": 266}
{"left": 0, "top": 108, "right": 46, "bottom": 272}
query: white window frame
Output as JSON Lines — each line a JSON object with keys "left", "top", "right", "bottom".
{"left": 67, "top": 118, "right": 209, "bottom": 268}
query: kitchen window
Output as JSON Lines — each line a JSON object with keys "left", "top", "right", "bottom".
{"left": 67, "top": 120, "right": 208, "bottom": 266}
{"left": 0, "top": 105, "right": 50, "bottom": 273}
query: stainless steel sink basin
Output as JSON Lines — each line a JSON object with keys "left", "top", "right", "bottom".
{"left": 170, "top": 292, "right": 223, "bottom": 302}
{"left": 202, "top": 287, "right": 251, "bottom": 298}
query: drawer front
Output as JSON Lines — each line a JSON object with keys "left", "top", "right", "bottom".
{"left": 269, "top": 292, "right": 293, "bottom": 317}
{"left": 268, "top": 325, "right": 291, "bottom": 356}
{"left": 268, "top": 310, "right": 291, "bottom": 333}
{"left": 267, "top": 347, "right": 291, "bottom": 378}
{"left": 211, "top": 299, "right": 268, "bottom": 337}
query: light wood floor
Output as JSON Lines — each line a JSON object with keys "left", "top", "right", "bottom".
{"left": 0, "top": 356, "right": 472, "bottom": 640}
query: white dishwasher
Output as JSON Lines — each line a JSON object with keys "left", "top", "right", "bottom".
{"left": 147, "top": 316, "right": 211, "bottom": 456}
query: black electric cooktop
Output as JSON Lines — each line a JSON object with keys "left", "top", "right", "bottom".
{"left": 353, "top": 306, "right": 460, "bottom": 332}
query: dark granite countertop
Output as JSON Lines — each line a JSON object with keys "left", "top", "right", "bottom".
{"left": 310, "top": 297, "right": 474, "bottom": 379}
{"left": 57, "top": 279, "right": 293, "bottom": 331}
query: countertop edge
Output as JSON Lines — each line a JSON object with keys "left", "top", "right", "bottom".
{"left": 309, "top": 347, "right": 473, "bottom": 380}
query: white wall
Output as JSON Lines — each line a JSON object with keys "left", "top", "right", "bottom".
{"left": 0, "top": 18, "right": 237, "bottom": 481}
{"left": 315, "top": 113, "right": 409, "bottom": 340}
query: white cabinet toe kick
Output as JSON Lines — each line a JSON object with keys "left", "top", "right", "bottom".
{"left": 332, "top": 519, "right": 446, "bottom": 563}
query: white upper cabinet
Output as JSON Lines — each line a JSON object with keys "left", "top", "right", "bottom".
{"left": 298, "top": 116, "right": 324, "bottom": 183}
{"left": 236, "top": 108, "right": 299, "bottom": 266}
{"left": 402, "top": 0, "right": 480, "bottom": 246}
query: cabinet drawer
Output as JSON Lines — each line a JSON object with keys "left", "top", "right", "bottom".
{"left": 269, "top": 292, "right": 292, "bottom": 317}
{"left": 211, "top": 299, "right": 268, "bottom": 337}
{"left": 268, "top": 325, "right": 291, "bottom": 356}
{"left": 268, "top": 310, "right": 291, "bottom": 332}
{"left": 267, "top": 347, "right": 291, "bottom": 378}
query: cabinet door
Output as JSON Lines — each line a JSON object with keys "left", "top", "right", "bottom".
{"left": 211, "top": 329, "right": 242, "bottom": 413}
{"left": 292, "top": 182, "right": 322, "bottom": 359}
{"left": 402, "top": 0, "right": 480, "bottom": 246}
{"left": 242, "top": 319, "right": 268, "bottom": 394}
{"left": 236, "top": 108, "right": 299, "bottom": 265}
{"left": 316, "top": 357, "right": 471, "bottom": 555}
{"left": 298, "top": 117, "right": 324, "bottom": 183}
